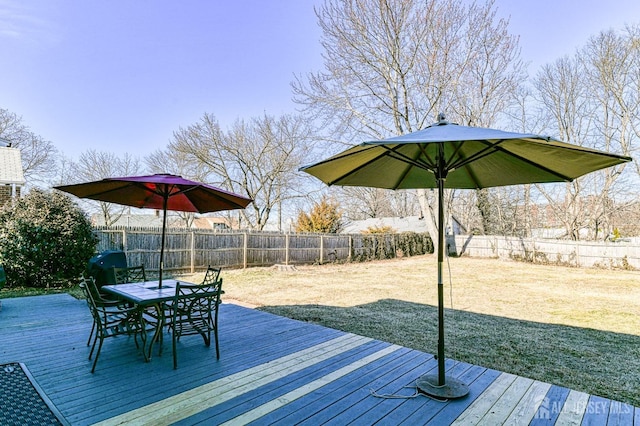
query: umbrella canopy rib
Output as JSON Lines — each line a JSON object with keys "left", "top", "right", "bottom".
{"left": 324, "top": 146, "right": 393, "bottom": 186}
{"left": 443, "top": 141, "right": 465, "bottom": 170}
{"left": 446, "top": 139, "right": 503, "bottom": 171}
{"left": 384, "top": 145, "right": 437, "bottom": 171}
{"left": 384, "top": 144, "right": 435, "bottom": 190}
{"left": 459, "top": 139, "right": 574, "bottom": 183}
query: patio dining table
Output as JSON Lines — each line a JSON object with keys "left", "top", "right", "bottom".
{"left": 102, "top": 279, "right": 193, "bottom": 362}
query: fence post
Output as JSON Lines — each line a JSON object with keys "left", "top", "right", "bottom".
{"left": 122, "top": 229, "right": 127, "bottom": 256}
{"left": 190, "top": 231, "right": 195, "bottom": 273}
{"left": 285, "top": 233, "right": 290, "bottom": 265}
{"left": 243, "top": 232, "right": 248, "bottom": 269}
{"left": 393, "top": 233, "right": 397, "bottom": 258}
{"left": 320, "top": 235, "right": 324, "bottom": 264}
{"left": 347, "top": 235, "right": 353, "bottom": 262}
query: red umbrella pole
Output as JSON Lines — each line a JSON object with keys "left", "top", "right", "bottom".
{"left": 158, "top": 192, "right": 168, "bottom": 288}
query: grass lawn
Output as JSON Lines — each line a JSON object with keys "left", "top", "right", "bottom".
{"left": 177, "top": 255, "right": 640, "bottom": 407}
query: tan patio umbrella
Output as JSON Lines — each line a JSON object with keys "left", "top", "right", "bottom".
{"left": 300, "top": 114, "right": 632, "bottom": 398}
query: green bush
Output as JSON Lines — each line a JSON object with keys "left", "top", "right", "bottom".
{"left": 351, "top": 232, "right": 433, "bottom": 262}
{"left": 0, "top": 189, "right": 98, "bottom": 288}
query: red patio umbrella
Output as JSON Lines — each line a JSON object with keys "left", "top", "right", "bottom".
{"left": 55, "top": 174, "right": 252, "bottom": 287}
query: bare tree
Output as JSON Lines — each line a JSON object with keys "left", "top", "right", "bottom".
{"left": 66, "top": 150, "right": 145, "bottom": 226}
{"left": 580, "top": 26, "right": 638, "bottom": 238}
{"left": 338, "top": 187, "right": 398, "bottom": 220}
{"left": 144, "top": 147, "right": 214, "bottom": 228}
{"left": 532, "top": 26, "right": 638, "bottom": 240}
{"left": 336, "top": 187, "right": 420, "bottom": 221}
{"left": 0, "top": 108, "right": 58, "bottom": 187}
{"left": 534, "top": 56, "right": 594, "bottom": 239}
{"left": 293, "top": 0, "right": 525, "bottom": 250}
{"left": 146, "top": 147, "right": 209, "bottom": 181}
{"left": 169, "top": 113, "right": 313, "bottom": 230}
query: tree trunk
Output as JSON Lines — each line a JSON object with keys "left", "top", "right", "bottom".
{"left": 417, "top": 189, "right": 439, "bottom": 255}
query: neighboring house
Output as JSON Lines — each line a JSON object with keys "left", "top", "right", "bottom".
{"left": 92, "top": 213, "right": 164, "bottom": 228}
{"left": 191, "top": 216, "right": 238, "bottom": 230}
{"left": 92, "top": 213, "right": 237, "bottom": 230}
{"left": 342, "top": 216, "right": 429, "bottom": 234}
{"left": 0, "top": 147, "right": 26, "bottom": 207}
{"left": 342, "top": 215, "right": 467, "bottom": 235}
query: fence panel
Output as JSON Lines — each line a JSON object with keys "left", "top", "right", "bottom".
{"left": 286, "top": 234, "right": 318, "bottom": 264}
{"left": 92, "top": 227, "right": 433, "bottom": 274}
{"left": 449, "top": 234, "right": 640, "bottom": 269}
{"left": 193, "top": 232, "right": 245, "bottom": 269}
{"left": 97, "top": 227, "right": 640, "bottom": 272}
{"left": 246, "top": 233, "right": 287, "bottom": 267}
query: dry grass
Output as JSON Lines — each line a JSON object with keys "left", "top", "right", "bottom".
{"left": 178, "top": 255, "right": 640, "bottom": 406}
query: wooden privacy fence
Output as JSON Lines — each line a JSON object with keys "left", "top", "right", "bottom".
{"left": 448, "top": 234, "right": 640, "bottom": 269}
{"left": 93, "top": 226, "right": 433, "bottom": 274}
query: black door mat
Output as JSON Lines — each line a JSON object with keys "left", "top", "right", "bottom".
{"left": 0, "top": 362, "right": 69, "bottom": 426}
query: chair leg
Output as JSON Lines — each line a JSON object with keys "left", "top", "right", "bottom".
{"left": 89, "top": 333, "right": 99, "bottom": 360}
{"left": 91, "top": 338, "right": 104, "bottom": 373}
{"left": 87, "top": 321, "right": 95, "bottom": 346}
{"left": 172, "top": 331, "right": 178, "bottom": 369}
{"left": 214, "top": 326, "right": 220, "bottom": 359}
{"left": 203, "top": 329, "right": 211, "bottom": 347}
{"left": 214, "top": 309, "right": 220, "bottom": 359}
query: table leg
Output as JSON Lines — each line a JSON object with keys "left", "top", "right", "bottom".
{"left": 138, "top": 310, "right": 150, "bottom": 362}
{"left": 146, "top": 303, "right": 165, "bottom": 361}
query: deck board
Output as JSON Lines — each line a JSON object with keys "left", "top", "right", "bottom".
{"left": 554, "top": 389, "right": 590, "bottom": 425}
{"left": 0, "top": 294, "right": 638, "bottom": 425}
{"left": 188, "top": 341, "right": 400, "bottom": 425}
{"left": 504, "top": 380, "right": 553, "bottom": 424}
{"left": 259, "top": 347, "right": 422, "bottom": 425}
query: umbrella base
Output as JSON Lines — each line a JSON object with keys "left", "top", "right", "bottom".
{"left": 416, "top": 374, "right": 469, "bottom": 399}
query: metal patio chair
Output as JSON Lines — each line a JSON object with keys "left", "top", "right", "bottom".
{"left": 80, "top": 275, "right": 130, "bottom": 347}
{"left": 163, "top": 265, "right": 222, "bottom": 327}
{"left": 79, "top": 276, "right": 150, "bottom": 373}
{"left": 169, "top": 278, "right": 223, "bottom": 369}
{"left": 201, "top": 266, "right": 222, "bottom": 285}
{"left": 113, "top": 265, "right": 147, "bottom": 284}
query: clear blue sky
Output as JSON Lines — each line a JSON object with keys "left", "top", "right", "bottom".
{"left": 1, "top": 0, "right": 639, "bottom": 160}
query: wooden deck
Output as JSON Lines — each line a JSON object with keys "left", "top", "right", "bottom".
{"left": 0, "top": 294, "right": 638, "bottom": 425}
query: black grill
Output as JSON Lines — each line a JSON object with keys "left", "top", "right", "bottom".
{"left": 86, "top": 250, "right": 127, "bottom": 288}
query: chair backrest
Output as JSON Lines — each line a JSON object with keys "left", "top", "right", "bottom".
{"left": 78, "top": 275, "right": 92, "bottom": 305}
{"left": 78, "top": 275, "right": 103, "bottom": 321}
{"left": 79, "top": 275, "right": 101, "bottom": 303}
{"left": 113, "top": 265, "right": 147, "bottom": 284}
{"left": 201, "top": 266, "right": 222, "bottom": 286}
{"left": 172, "top": 279, "right": 223, "bottom": 328}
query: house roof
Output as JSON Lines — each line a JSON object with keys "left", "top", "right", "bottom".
{"left": 0, "top": 147, "right": 26, "bottom": 185}
{"left": 342, "top": 215, "right": 466, "bottom": 234}
{"left": 342, "top": 216, "right": 429, "bottom": 234}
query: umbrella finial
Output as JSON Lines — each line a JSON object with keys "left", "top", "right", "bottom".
{"left": 437, "top": 113, "right": 448, "bottom": 125}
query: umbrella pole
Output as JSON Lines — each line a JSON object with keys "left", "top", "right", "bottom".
{"left": 159, "top": 195, "right": 168, "bottom": 289}
{"left": 415, "top": 148, "right": 469, "bottom": 399}
{"left": 436, "top": 174, "right": 446, "bottom": 385}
